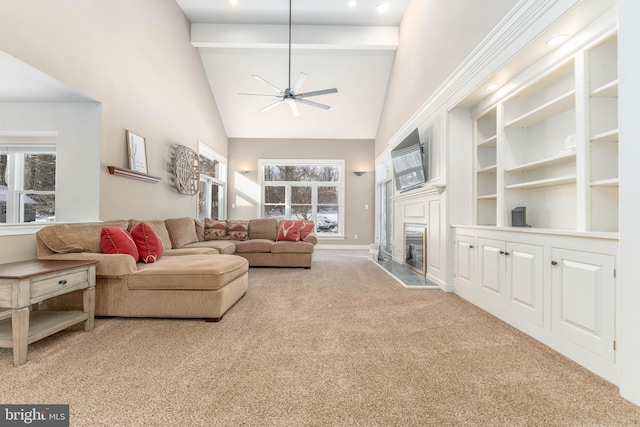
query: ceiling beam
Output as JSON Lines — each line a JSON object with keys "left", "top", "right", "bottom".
{"left": 191, "top": 24, "right": 398, "bottom": 50}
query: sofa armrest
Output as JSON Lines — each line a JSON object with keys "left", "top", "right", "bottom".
{"left": 38, "top": 253, "right": 138, "bottom": 277}
{"left": 303, "top": 233, "right": 318, "bottom": 245}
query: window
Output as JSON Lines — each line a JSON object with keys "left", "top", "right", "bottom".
{"left": 197, "top": 142, "right": 226, "bottom": 220}
{"left": 0, "top": 142, "right": 56, "bottom": 224}
{"left": 259, "top": 160, "right": 345, "bottom": 236}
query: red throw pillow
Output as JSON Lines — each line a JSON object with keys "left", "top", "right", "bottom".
{"left": 131, "top": 222, "right": 164, "bottom": 263}
{"left": 277, "top": 219, "right": 303, "bottom": 242}
{"left": 100, "top": 227, "right": 139, "bottom": 261}
{"left": 300, "top": 221, "right": 315, "bottom": 240}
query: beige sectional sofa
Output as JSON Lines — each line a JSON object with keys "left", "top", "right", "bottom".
{"left": 35, "top": 217, "right": 317, "bottom": 321}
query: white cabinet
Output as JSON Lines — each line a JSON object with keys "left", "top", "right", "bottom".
{"left": 551, "top": 248, "right": 615, "bottom": 361}
{"left": 453, "top": 234, "right": 475, "bottom": 290}
{"left": 451, "top": 226, "right": 618, "bottom": 383}
{"left": 478, "top": 238, "right": 544, "bottom": 326}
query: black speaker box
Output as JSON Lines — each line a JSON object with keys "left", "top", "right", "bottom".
{"left": 512, "top": 207, "right": 526, "bottom": 227}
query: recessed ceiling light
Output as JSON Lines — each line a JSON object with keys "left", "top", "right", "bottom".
{"left": 546, "top": 34, "right": 569, "bottom": 46}
{"left": 348, "top": 1, "right": 357, "bottom": 7}
{"left": 375, "top": 2, "right": 387, "bottom": 13}
{"left": 485, "top": 83, "right": 500, "bottom": 91}
{"left": 229, "top": 0, "right": 238, "bottom": 5}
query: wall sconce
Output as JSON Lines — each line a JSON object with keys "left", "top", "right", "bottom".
{"left": 353, "top": 171, "right": 367, "bottom": 176}
{"left": 237, "top": 170, "right": 250, "bottom": 176}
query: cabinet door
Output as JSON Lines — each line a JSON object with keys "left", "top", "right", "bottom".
{"left": 454, "top": 235, "right": 475, "bottom": 290}
{"left": 478, "top": 238, "right": 505, "bottom": 303}
{"left": 506, "top": 242, "right": 544, "bottom": 326}
{"left": 551, "top": 248, "right": 615, "bottom": 361}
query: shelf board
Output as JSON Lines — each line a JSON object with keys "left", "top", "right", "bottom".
{"left": 505, "top": 151, "right": 576, "bottom": 173}
{"left": 591, "top": 129, "right": 619, "bottom": 143}
{"left": 107, "top": 166, "right": 161, "bottom": 183}
{"left": 478, "top": 135, "right": 497, "bottom": 147}
{"left": 591, "top": 178, "right": 619, "bottom": 187}
{"left": 505, "top": 175, "right": 577, "bottom": 190}
{"left": 505, "top": 90, "right": 575, "bottom": 128}
{"left": 477, "top": 194, "right": 497, "bottom": 200}
{"left": 0, "top": 311, "right": 88, "bottom": 347}
{"left": 478, "top": 165, "right": 497, "bottom": 174}
{"left": 590, "top": 79, "right": 618, "bottom": 98}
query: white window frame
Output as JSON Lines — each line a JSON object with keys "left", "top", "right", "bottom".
{"left": 258, "top": 159, "right": 345, "bottom": 238}
{"left": 197, "top": 142, "right": 227, "bottom": 220}
{"left": 1, "top": 138, "right": 56, "bottom": 225}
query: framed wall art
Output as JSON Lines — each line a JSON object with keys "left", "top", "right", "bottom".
{"left": 126, "top": 130, "right": 148, "bottom": 174}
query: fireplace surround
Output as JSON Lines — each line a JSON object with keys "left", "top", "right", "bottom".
{"left": 404, "top": 223, "right": 427, "bottom": 275}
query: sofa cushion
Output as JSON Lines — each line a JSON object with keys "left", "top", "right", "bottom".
{"left": 234, "top": 239, "right": 273, "bottom": 253}
{"left": 129, "top": 219, "right": 172, "bottom": 250}
{"left": 227, "top": 220, "right": 249, "bottom": 241}
{"left": 36, "top": 220, "right": 130, "bottom": 254}
{"left": 164, "top": 248, "right": 220, "bottom": 256}
{"left": 131, "top": 222, "right": 164, "bottom": 263}
{"left": 195, "top": 219, "right": 205, "bottom": 241}
{"left": 183, "top": 240, "right": 237, "bottom": 255}
{"left": 129, "top": 255, "right": 248, "bottom": 291}
{"left": 204, "top": 219, "right": 228, "bottom": 240}
{"left": 271, "top": 241, "right": 315, "bottom": 254}
{"left": 277, "top": 219, "right": 303, "bottom": 242}
{"left": 165, "top": 217, "right": 199, "bottom": 248}
{"left": 100, "top": 227, "right": 139, "bottom": 261}
{"left": 248, "top": 218, "right": 278, "bottom": 240}
{"left": 300, "top": 221, "right": 315, "bottom": 240}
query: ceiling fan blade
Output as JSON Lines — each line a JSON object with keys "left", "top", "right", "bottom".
{"left": 253, "top": 75, "right": 283, "bottom": 94}
{"left": 291, "top": 72, "right": 308, "bottom": 93}
{"left": 297, "top": 98, "right": 331, "bottom": 110}
{"left": 260, "top": 100, "right": 284, "bottom": 112}
{"left": 296, "top": 88, "right": 338, "bottom": 98}
{"left": 238, "top": 93, "right": 282, "bottom": 98}
{"left": 285, "top": 99, "right": 300, "bottom": 117}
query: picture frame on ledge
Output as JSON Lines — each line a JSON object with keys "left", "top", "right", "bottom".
{"left": 126, "top": 130, "right": 148, "bottom": 174}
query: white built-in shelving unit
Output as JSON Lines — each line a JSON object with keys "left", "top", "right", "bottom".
{"left": 453, "top": 8, "right": 620, "bottom": 385}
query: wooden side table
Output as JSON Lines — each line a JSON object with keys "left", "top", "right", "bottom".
{"left": 0, "top": 259, "right": 98, "bottom": 366}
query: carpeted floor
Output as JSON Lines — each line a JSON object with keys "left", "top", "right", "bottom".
{"left": 1, "top": 249, "right": 639, "bottom": 426}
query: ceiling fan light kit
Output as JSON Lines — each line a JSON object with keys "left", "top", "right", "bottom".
{"left": 239, "top": 0, "right": 338, "bottom": 116}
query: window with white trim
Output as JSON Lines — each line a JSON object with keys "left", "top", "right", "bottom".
{"left": 197, "top": 142, "right": 227, "bottom": 220}
{"left": 0, "top": 142, "right": 56, "bottom": 224}
{"left": 259, "top": 160, "right": 345, "bottom": 236}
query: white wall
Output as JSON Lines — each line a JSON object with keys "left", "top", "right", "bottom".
{"left": 228, "top": 138, "right": 375, "bottom": 247}
{"left": 617, "top": 0, "right": 640, "bottom": 407}
{"left": 0, "top": 102, "right": 101, "bottom": 222}
{"left": 0, "top": 0, "right": 227, "bottom": 263}
{"left": 375, "top": 0, "right": 517, "bottom": 157}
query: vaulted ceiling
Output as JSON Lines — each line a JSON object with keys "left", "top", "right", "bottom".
{"left": 176, "top": 0, "right": 410, "bottom": 140}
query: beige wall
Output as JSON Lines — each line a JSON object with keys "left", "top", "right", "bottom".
{"left": 228, "top": 138, "right": 375, "bottom": 246}
{"left": 375, "top": 0, "right": 517, "bottom": 156}
{"left": 0, "top": 0, "right": 227, "bottom": 262}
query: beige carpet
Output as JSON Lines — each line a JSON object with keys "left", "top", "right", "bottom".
{"left": 2, "top": 249, "right": 639, "bottom": 426}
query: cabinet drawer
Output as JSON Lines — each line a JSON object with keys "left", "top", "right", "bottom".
{"left": 30, "top": 269, "right": 89, "bottom": 302}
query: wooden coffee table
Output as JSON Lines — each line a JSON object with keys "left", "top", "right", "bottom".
{"left": 0, "top": 259, "right": 98, "bottom": 366}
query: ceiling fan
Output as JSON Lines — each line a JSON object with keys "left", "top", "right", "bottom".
{"left": 239, "top": 0, "right": 338, "bottom": 117}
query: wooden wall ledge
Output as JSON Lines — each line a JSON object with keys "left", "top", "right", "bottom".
{"left": 107, "top": 166, "right": 161, "bottom": 183}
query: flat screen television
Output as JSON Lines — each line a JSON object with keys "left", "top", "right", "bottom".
{"left": 391, "top": 128, "right": 428, "bottom": 192}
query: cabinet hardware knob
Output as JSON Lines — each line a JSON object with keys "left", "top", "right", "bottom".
{"left": 505, "top": 252, "right": 510, "bottom": 256}
{"left": 470, "top": 245, "right": 474, "bottom": 249}
{"left": 59, "top": 279, "right": 68, "bottom": 285}
{"left": 551, "top": 261, "right": 558, "bottom": 266}
{"left": 499, "top": 250, "right": 505, "bottom": 255}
